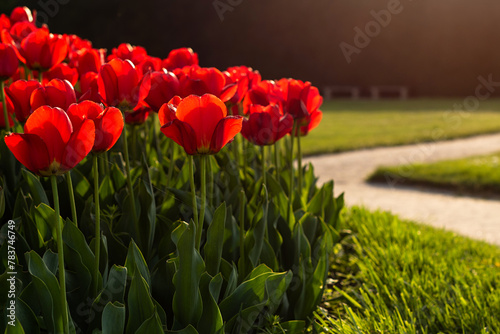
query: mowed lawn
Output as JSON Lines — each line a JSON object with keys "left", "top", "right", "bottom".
{"left": 301, "top": 99, "right": 500, "bottom": 156}
{"left": 368, "top": 152, "right": 500, "bottom": 197}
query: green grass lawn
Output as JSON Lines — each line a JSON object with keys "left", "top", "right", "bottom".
{"left": 301, "top": 99, "right": 500, "bottom": 156}
{"left": 368, "top": 152, "right": 500, "bottom": 197}
{"left": 313, "top": 207, "right": 500, "bottom": 333}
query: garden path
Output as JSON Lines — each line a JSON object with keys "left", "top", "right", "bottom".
{"left": 305, "top": 133, "right": 500, "bottom": 246}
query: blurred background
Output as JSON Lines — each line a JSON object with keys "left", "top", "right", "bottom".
{"left": 2, "top": 0, "right": 500, "bottom": 97}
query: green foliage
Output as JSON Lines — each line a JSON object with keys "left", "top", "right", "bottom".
{"left": 0, "top": 122, "right": 344, "bottom": 333}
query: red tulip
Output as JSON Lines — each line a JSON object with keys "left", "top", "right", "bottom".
{"left": 138, "top": 70, "right": 179, "bottom": 112}
{"left": 136, "top": 56, "right": 162, "bottom": 77}
{"left": 107, "top": 43, "right": 147, "bottom": 65}
{"left": 162, "top": 48, "right": 199, "bottom": 71}
{"left": 159, "top": 94, "right": 243, "bottom": 155}
{"left": 10, "top": 7, "right": 35, "bottom": 24}
{"left": 225, "top": 66, "right": 261, "bottom": 104}
{"left": 44, "top": 63, "right": 79, "bottom": 86}
{"left": 242, "top": 80, "right": 284, "bottom": 115}
{"left": 97, "top": 58, "right": 139, "bottom": 109}
{"left": 295, "top": 109, "right": 323, "bottom": 136}
{"left": 67, "top": 101, "right": 123, "bottom": 153}
{"left": 5, "top": 79, "right": 41, "bottom": 123}
{"left": 0, "top": 14, "right": 11, "bottom": 30}
{"left": 20, "top": 28, "right": 68, "bottom": 71}
{"left": 278, "top": 79, "right": 323, "bottom": 136}
{"left": 79, "top": 72, "right": 104, "bottom": 104}
{"left": 0, "top": 43, "right": 19, "bottom": 80}
{"left": 241, "top": 104, "right": 293, "bottom": 146}
{"left": 31, "top": 79, "right": 77, "bottom": 112}
{"left": 76, "top": 48, "right": 102, "bottom": 77}
{"left": 174, "top": 66, "right": 237, "bottom": 102}
{"left": 4, "top": 106, "right": 95, "bottom": 176}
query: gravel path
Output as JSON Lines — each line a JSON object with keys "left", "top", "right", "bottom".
{"left": 305, "top": 133, "right": 500, "bottom": 246}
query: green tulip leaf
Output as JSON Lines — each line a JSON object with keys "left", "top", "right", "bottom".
{"left": 203, "top": 202, "right": 226, "bottom": 276}
{"left": 102, "top": 302, "right": 125, "bottom": 334}
{"left": 172, "top": 224, "right": 204, "bottom": 328}
{"left": 22, "top": 169, "right": 49, "bottom": 207}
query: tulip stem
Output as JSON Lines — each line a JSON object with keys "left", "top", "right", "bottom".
{"left": 122, "top": 124, "right": 138, "bottom": 225}
{"left": 131, "top": 125, "right": 138, "bottom": 162}
{"left": 197, "top": 155, "right": 207, "bottom": 250}
{"left": 153, "top": 116, "right": 163, "bottom": 164}
{"left": 166, "top": 139, "right": 175, "bottom": 187}
{"left": 297, "top": 132, "right": 303, "bottom": 200}
{"left": 239, "top": 190, "right": 245, "bottom": 277}
{"left": 1, "top": 81, "right": 10, "bottom": 132}
{"left": 93, "top": 155, "right": 101, "bottom": 297}
{"left": 50, "top": 175, "right": 69, "bottom": 334}
{"left": 274, "top": 142, "right": 280, "bottom": 181}
{"left": 188, "top": 156, "right": 199, "bottom": 242}
{"left": 287, "top": 123, "right": 296, "bottom": 226}
{"left": 207, "top": 155, "right": 214, "bottom": 208}
{"left": 242, "top": 140, "right": 248, "bottom": 185}
{"left": 38, "top": 71, "right": 43, "bottom": 83}
{"left": 261, "top": 145, "right": 267, "bottom": 189}
{"left": 66, "top": 171, "right": 78, "bottom": 227}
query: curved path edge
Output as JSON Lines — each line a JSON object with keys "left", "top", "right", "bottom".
{"left": 305, "top": 133, "right": 500, "bottom": 246}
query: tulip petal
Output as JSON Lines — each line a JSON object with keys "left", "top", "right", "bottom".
{"left": 61, "top": 118, "right": 95, "bottom": 171}
{"left": 98, "top": 63, "right": 119, "bottom": 106}
{"left": 4, "top": 132, "right": 50, "bottom": 174}
{"left": 160, "top": 119, "right": 197, "bottom": 155}
{"left": 24, "top": 106, "right": 72, "bottom": 164}
{"left": 110, "top": 58, "right": 139, "bottom": 105}
{"left": 210, "top": 116, "right": 243, "bottom": 153}
{"left": 175, "top": 94, "right": 227, "bottom": 151}
{"left": 93, "top": 107, "right": 124, "bottom": 152}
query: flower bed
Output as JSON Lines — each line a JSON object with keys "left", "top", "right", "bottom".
{"left": 0, "top": 7, "right": 343, "bottom": 333}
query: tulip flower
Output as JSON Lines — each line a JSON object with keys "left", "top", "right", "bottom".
{"left": 160, "top": 94, "right": 242, "bottom": 250}
{"left": 242, "top": 80, "right": 284, "bottom": 114}
{"left": 159, "top": 94, "right": 243, "bottom": 155}
{"left": 0, "top": 42, "right": 19, "bottom": 131}
{"left": 67, "top": 101, "right": 123, "bottom": 153}
{"left": 162, "top": 47, "right": 199, "bottom": 71}
{"left": 0, "top": 14, "right": 10, "bottom": 30}
{"left": 5, "top": 106, "right": 95, "bottom": 176}
{"left": 0, "top": 43, "right": 19, "bottom": 80}
{"left": 225, "top": 66, "right": 261, "bottom": 105}
{"left": 75, "top": 48, "right": 102, "bottom": 76}
{"left": 241, "top": 104, "right": 293, "bottom": 146}
{"left": 138, "top": 70, "right": 179, "bottom": 112}
{"left": 107, "top": 43, "right": 147, "bottom": 65}
{"left": 30, "top": 78, "right": 77, "bottom": 112}
{"left": 97, "top": 58, "right": 139, "bottom": 110}
{"left": 20, "top": 28, "right": 69, "bottom": 71}
{"left": 174, "top": 66, "right": 237, "bottom": 103}
{"left": 10, "top": 6, "right": 35, "bottom": 24}
{"left": 4, "top": 105, "right": 94, "bottom": 333}
{"left": 136, "top": 56, "right": 162, "bottom": 77}
{"left": 278, "top": 79, "right": 323, "bottom": 136}
{"left": 66, "top": 101, "right": 123, "bottom": 291}
{"left": 5, "top": 79, "right": 41, "bottom": 123}
{"left": 44, "top": 63, "right": 79, "bottom": 86}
